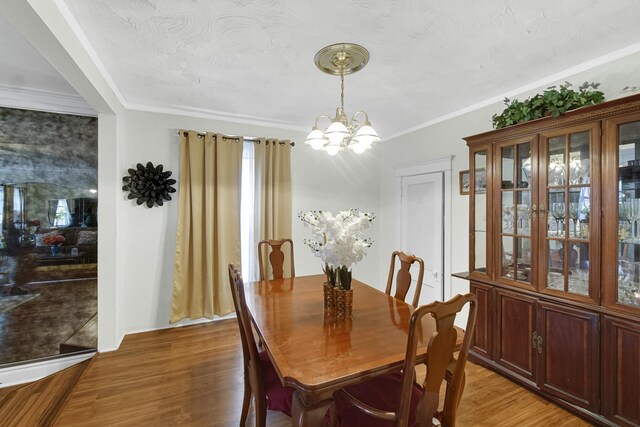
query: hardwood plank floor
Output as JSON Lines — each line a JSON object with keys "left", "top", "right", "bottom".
{"left": 0, "top": 359, "right": 91, "bottom": 426}
{"left": 55, "top": 319, "right": 591, "bottom": 426}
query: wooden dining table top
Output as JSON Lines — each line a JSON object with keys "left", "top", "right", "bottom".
{"left": 244, "top": 274, "right": 448, "bottom": 394}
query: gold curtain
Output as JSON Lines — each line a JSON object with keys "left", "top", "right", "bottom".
{"left": 171, "top": 131, "right": 243, "bottom": 322}
{"left": 254, "top": 138, "right": 292, "bottom": 279}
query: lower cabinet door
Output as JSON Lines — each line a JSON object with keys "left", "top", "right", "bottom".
{"left": 603, "top": 316, "right": 640, "bottom": 427}
{"left": 537, "top": 301, "right": 599, "bottom": 412}
{"left": 470, "top": 282, "right": 493, "bottom": 359}
{"left": 495, "top": 289, "right": 537, "bottom": 382}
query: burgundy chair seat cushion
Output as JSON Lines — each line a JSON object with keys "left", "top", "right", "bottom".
{"left": 333, "top": 372, "right": 423, "bottom": 427}
{"left": 259, "top": 351, "right": 294, "bottom": 416}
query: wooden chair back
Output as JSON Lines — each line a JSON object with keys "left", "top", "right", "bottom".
{"left": 333, "top": 294, "right": 477, "bottom": 426}
{"left": 399, "top": 293, "right": 477, "bottom": 426}
{"left": 228, "top": 263, "right": 267, "bottom": 426}
{"left": 439, "top": 301, "right": 477, "bottom": 427}
{"left": 385, "top": 251, "right": 425, "bottom": 307}
{"left": 258, "top": 238, "right": 295, "bottom": 280}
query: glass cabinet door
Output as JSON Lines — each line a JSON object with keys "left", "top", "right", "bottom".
{"left": 610, "top": 118, "right": 640, "bottom": 309}
{"left": 539, "top": 123, "right": 599, "bottom": 302}
{"left": 496, "top": 138, "right": 535, "bottom": 289}
{"left": 470, "top": 144, "right": 492, "bottom": 278}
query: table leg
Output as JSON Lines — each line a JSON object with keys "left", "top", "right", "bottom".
{"left": 292, "top": 390, "right": 333, "bottom": 427}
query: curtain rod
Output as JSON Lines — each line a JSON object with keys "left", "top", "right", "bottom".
{"left": 177, "top": 130, "right": 295, "bottom": 147}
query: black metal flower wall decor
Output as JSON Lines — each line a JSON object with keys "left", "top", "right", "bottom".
{"left": 122, "top": 162, "right": 176, "bottom": 208}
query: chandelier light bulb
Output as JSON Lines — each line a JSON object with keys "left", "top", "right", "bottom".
{"left": 310, "top": 139, "right": 326, "bottom": 150}
{"left": 305, "top": 128, "right": 326, "bottom": 150}
{"left": 349, "top": 142, "right": 367, "bottom": 154}
{"left": 325, "top": 120, "right": 349, "bottom": 146}
{"left": 352, "top": 123, "right": 380, "bottom": 149}
{"left": 325, "top": 145, "right": 341, "bottom": 156}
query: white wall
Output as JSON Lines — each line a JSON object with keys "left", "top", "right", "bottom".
{"left": 121, "top": 110, "right": 381, "bottom": 334}
{"left": 292, "top": 147, "right": 382, "bottom": 286}
{"left": 377, "top": 104, "right": 500, "bottom": 326}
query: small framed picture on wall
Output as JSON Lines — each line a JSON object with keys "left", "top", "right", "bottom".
{"left": 459, "top": 170, "right": 470, "bottom": 195}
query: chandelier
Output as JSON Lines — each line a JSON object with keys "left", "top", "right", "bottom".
{"left": 304, "top": 43, "right": 380, "bottom": 155}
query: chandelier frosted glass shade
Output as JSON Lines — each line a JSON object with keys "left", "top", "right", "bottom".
{"left": 304, "top": 43, "right": 380, "bottom": 155}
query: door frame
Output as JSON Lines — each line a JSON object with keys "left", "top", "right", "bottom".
{"left": 394, "top": 155, "right": 454, "bottom": 301}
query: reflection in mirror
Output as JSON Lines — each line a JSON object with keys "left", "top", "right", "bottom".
{"left": 47, "top": 198, "right": 97, "bottom": 228}
{"left": 0, "top": 106, "right": 98, "bottom": 366}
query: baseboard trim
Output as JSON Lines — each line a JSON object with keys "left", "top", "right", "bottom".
{"left": 123, "top": 312, "right": 236, "bottom": 339}
{"left": 0, "top": 352, "right": 94, "bottom": 388}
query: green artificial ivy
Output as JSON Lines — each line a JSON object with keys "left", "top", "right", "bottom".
{"left": 492, "top": 82, "right": 605, "bottom": 129}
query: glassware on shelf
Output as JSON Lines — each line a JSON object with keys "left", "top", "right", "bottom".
{"left": 620, "top": 201, "right": 633, "bottom": 240}
{"left": 516, "top": 204, "right": 531, "bottom": 235}
{"left": 567, "top": 243, "right": 589, "bottom": 295}
{"left": 569, "top": 268, "right": 589, "bottom": 295}
{"left": 618, "top": 260, "right": 640, "bottom": 307}
{"left": 502, "top": 236, "right": 514, "bottom": 279}
{"left": 550, "top": 202, "right": 565, "bottom": 237}
{"left": 502, "top": 205, "right": 514, "bottom": 234}
{"left": 579, "top": 200, "right": 590, "bottom": 239}
{"left": 569, "top": 203, "right": 580, "bottom": 237}
{"left": 547, "top": 271, "right": 564, "bottom": 291}
{"left": 623, "top": 199, "right": 640, "bottom": 242}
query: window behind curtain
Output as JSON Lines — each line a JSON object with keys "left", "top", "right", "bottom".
{"left": 241, "top": 141, "right": 257, "bottom": 281}
{"left": 0, "top": 186, "right": 4, "bottom": 231}
{"left": 53, "top": 199, "right": 71, "bottom": 227}
{"left": 13, "top": 186, "right": 24, "bottom": 226}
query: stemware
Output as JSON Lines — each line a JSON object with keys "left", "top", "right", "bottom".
{"left": 631, "top": 199, "right": 640, "bottom": 242}
{"left": 569, "top": 203, "right": 580, "bottom": 237}
{"left": 620, "top": 201, "right": 633, "bottom": 240}
{"left": 502, "top": 205, "right": 514, "bottom": 233}
{"left": 516, "top": 204, "right": 530, "bottom": 234}
{"left": 550, "top": 202, "right": 565, "bottom": 236}
{"left": 618, "top": 260, "right": 640, "bottom": 306}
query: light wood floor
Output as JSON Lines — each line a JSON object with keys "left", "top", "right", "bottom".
{"left": 55, "top": 319, "right": 591, "bottom": 426}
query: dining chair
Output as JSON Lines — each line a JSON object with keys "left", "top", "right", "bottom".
{"left": 258, "top": 238, "right": 295, "bottom": 280}
{"left": 385, "top": 251, "right": 425, "bottom": 307}
{"left": 330, "top": 293, "right": 477, "bottom": 427}
{"left": 228, "top": 263, "right": 294, "bottom": 426}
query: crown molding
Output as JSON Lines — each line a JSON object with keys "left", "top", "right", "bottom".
{"left": 0, "top": 84, "right": 96, "bottom": 117}
{"left": 383, "top": 40, "right": 640, "bottom": 142}
{"left": 126, "top": 102, "right": 309, "bottom": 133}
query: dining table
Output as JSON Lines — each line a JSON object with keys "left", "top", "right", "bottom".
{"left": 244, "top": 274, "right": 460, "bottom": 427}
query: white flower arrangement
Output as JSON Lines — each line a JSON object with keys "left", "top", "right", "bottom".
{"left": 298, "top": 209, "right": 375, "bottom": 290}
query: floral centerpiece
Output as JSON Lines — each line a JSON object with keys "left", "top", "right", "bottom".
{"left": 298, "top": 209, "right": 375, "bottom": 291}
{"left": 43, "top": 234, "right": 65, "bottom": 256}
{"left": 43, "top": 234, "right": 65, "bottom": 246}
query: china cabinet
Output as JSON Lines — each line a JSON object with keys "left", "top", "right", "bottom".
{"left": 460, "top": 93, "right": 640, "bottom": 426}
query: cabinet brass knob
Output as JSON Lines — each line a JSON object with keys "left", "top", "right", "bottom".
{"left": 531, "top": 204, "right": 537, "bottom": 221}
{"left": 539, "top": 203, "right": 546, "bottom": 221}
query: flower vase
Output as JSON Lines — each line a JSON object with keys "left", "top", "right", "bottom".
{"left": 323, "top": 283, "right": 336, "bottom": 310}
{"left": 335, "top": 288, "right": 353, "bottom": 320}
{"left": 51, "top": 244, "right": 60, "bottom": 256}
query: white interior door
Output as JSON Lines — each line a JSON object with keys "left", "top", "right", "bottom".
{"left": 401, "top": 172, "right": 444, "bottom": 304}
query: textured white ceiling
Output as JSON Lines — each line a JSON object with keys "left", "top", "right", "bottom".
{"left": 6, "top": 1, "right": 640, "bottom": 137}
{"left": 0, "top": 13, "right": 77, "bottom": 95}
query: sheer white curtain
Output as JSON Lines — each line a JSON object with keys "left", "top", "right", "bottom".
{"left": 0, "top": 186, "right": 4, "bottom": 231}
{"left": 13, "top": 186, "right": 24, "bottom": 226}
{"left": 54, "top": 199, "right": 71, "bottom": 227}
{"left": 240, "top": 139, "right": 292, "bottom": 280}
{"left": 241, "top": 141, "right": 259, "bottom": 281}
